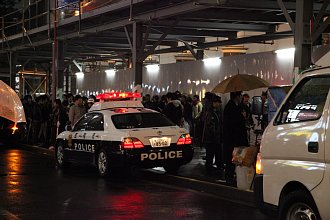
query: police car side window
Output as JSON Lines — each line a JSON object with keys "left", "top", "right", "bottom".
{"left": 86, "top": 114, "right": 104, "bottom": 131}
{"left": 274, "top": 76, "right": 330, "bottom": 125}
{"left": 73, "top": 114, "right": 92, "bottom": 131}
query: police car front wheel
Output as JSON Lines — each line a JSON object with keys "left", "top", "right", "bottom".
{"left": 56, "top": 143, "right": 69, "bottom": 168}
{"left": 97, "top": 149, "right": 110, "bottom": 177}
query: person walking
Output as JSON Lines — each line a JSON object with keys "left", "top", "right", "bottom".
{"left": 69, "top": 95, "right": 87, "bottom": 126}
{"left": 202, "top": 95, "right": 223, "bottom": 175}
{"left": 223, "top": 91, "right": 248, "bottom": 185}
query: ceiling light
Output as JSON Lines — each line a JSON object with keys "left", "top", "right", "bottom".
{"left": 75, "top": 72, "right": 84, "bottom": 79}
{"left": 203, "top": 57, "right": 221, "bottom": 66}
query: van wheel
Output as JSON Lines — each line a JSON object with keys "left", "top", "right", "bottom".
{"left": 279, "top": 190, "right": 320, "bottom": 220}
{"left": 164, "top": 163, "right": 180, "bottom": 174}
{"left": 97, "top": 149, "right": 110, "bottom": 177}
{"left": 56, "top": 143, "right": 69, "bottom": 169}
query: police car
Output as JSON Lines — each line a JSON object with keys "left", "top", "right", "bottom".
{"left": 55, "top": 92, "right": 194, "bottom": 176}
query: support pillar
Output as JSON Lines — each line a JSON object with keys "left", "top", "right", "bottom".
{"left": 132, "top": 22, "right": 143, "bottom": 89}
{"left": 57, "top": 40, "right": 65, "bottom": 97}
{"left": 294, "top": 0, "right": 313, "bottom": 73}
{"left": 196, "top": 49, "right": 204, "bottom": 60}
{"left": 9, "top": 52, "right": 17, "bottom": 91}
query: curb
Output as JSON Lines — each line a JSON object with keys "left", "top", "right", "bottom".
{"left": 143, "top": 170, "right": 255, "bottom": 207}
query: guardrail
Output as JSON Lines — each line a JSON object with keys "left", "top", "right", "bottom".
{"left": 0, "top": 0, "right": 81, "bottom": 50}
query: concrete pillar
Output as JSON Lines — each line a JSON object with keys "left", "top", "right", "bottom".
{"left": 132, "top": 22, "right": 143, "bottom": 88}
{"left": 294, "top": 0, "right": 313, "bottom": 73}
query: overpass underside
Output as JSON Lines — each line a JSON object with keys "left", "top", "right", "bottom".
{"left": 0, "top": 0, "right": 329, "bottom": 97}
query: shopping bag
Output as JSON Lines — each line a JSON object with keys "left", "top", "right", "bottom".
{"left": 236, "top": 165, "right": 255, "bottom": 190}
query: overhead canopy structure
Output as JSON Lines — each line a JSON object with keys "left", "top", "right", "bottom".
{"left": 0, "top": 0, "right": 306, "bottom": 62}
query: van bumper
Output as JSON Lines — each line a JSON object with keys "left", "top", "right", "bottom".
{"left": 254, "top": 174, "right": 278, "bottom": 216}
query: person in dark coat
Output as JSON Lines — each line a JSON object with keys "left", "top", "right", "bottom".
{"left": 202, "top": 95, "right": 223, "bottom": 174}
{"left": 223, "top": 91, "right": 248, "bottom": 185}
{"left": 163, "top": 92, "right": 183, "bottom": 126}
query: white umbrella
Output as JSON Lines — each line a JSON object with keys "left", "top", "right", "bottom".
{"left": 0, "top": 80, "right": 26, "bottom": 123}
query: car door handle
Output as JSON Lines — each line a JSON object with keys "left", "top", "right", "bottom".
{"left": 308, "top": 142, "right": 319, "bottom": 153}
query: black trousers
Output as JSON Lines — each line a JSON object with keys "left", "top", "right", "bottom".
{"left": 204, "top": 143, "right": 223, "bottom": 170}
{"left": 224, "top": 145, "right": 235, "bottom": 181}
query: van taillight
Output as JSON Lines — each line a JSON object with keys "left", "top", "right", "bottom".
{"left": 177, "top": 134, "right": 192, "bottom": 145}
{"left": 121, "top": 137, "right": 144, "bottom": 149}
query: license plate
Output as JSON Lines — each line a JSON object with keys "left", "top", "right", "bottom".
{"left": 149, "top": 137, "right": 171, "bottom": 148}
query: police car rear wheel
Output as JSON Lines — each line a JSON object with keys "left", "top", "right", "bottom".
{"left": 97, "top": 149, "right": 110, "bottom": 177}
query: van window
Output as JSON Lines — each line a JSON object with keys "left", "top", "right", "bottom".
{"left": 274, "top": 76, "right": 330, "bottom": 125}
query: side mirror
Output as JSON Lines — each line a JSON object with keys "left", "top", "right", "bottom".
{"left": 65, "top": 125, "right": 72, "bottom": 131}
{"left": 251, "top": 96, "right": 263, "bottom": 115}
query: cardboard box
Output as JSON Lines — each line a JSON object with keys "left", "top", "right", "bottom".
{"left": 232, "top": 146, "right": 258, "bottom": 167}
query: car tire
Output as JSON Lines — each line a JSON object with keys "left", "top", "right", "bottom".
{"left": 56, "top": 143, "right": 69, "bottom": 169}
{"left": 279, "top": 190, "right": 320, "bottom": 220}
{"left": 97, "top": 149, "right": 110, "bottom": 177}
{"left": 163, "top": 163, "right": 181, "bottom": 174}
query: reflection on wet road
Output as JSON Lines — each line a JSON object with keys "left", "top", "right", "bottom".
{"left": 0, "top": 146, "right": 273, "bottom": 220}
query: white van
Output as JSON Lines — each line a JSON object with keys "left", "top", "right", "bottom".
{"left": 254, "top": 67, "right": 330, "bottom": 220}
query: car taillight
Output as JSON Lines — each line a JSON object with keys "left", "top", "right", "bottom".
{"left": 256, "top": 153, "right": 262, "bottom": 175}
{"left": 177, "top": 134, "right": 192, "bottom": 145}
{"left": 121, "top": 137, "right": 144, "bottom": 149}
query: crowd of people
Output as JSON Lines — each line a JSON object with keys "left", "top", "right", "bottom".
{"left": 22, "top": 93, "right": 96, "bottom": 147}
{"left": 21, "top": 90, "right": 268, "bottom": 185}
{"left": 142, "top": 90, "right": 267, "bottom": 185}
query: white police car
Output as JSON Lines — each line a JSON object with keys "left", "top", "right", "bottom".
{"left": 55, "top": 92, "right": 194, "bottom": 176}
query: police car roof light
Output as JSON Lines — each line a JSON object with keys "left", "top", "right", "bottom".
{"left": 97, "top": 92, "right": 141, "bottom": 101}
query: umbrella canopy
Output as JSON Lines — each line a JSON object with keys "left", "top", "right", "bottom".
{"left": 0, "top": 80, "right": 26, "bottom": 123}
{"left": 212, "top": 74, "right": 270, "bottom": 93}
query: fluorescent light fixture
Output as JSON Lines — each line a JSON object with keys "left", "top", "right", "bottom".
{"left": 275, "top": 48, "right": 295, "bottom": 59}
{"left": 105, "top": 69, "right": 116, "bottom": 77}
{"left": 75, "top": 71, "right": 84, "bottom": 79}
{"left": 187, "top": 79, "right": 191, "bottom": 84}
{"left": 146, "top": 64, "right": 160, "bottom": 72}
{"left": 203, "top": 57, "right": 221, "bottom": 66}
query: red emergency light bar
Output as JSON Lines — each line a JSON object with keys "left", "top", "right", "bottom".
{"left": 96, "top": 92, "right": 141, "bottom": 101}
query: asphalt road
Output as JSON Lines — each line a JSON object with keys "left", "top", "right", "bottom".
{"left": 0, "top": 144, "right": 275, "bottom": 220}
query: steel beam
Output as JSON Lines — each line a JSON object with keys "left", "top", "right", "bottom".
{"left": 153, "top": 20, "right": 274, "bottom": 32}
{"left": 154, "top": 31, "right": 293, "bottom": 54}
{"left": 277, "top": 0, "right": 295, "bottom": 31}
{"left": 132, "top": 22, "right": 143, "bottom": 87}
{"left": 294, "top": 0, "right": 313, "bottom": 72}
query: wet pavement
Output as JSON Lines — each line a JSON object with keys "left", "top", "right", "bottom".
{"left": 0, "top": 143, "right": 275, "bottom": 219}
{"left": 21, "top": 143, "right": 256, "bottom": 204}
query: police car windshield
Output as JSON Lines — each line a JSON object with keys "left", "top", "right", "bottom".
{"left": 112, "top": 112, "right": 176, "bottom": 129}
